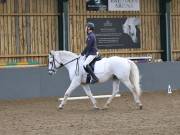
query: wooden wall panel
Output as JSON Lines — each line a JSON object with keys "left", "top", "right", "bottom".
{"left": 0, "top": 0, "right": 59, "bottom": 66}
{"left": 171, "top": 0, "right": 180, "bottom": 60}
{"left": 69, "top": 0, "right": 162, "bottom": 60}
{"left": 0, "top": 0, "right": 180, "bottom": 66}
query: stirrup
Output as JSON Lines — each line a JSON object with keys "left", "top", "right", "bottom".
{"left": 90, "top": 79, "right": 99, "bottom": 84}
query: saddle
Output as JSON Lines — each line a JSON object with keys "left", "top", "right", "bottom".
{"left": 85, "top": 55, "right": 102, "bottom": 84}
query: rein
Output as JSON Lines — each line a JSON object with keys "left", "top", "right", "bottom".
{"left": 59, "top": 56, "right": 80, "bottom": 69}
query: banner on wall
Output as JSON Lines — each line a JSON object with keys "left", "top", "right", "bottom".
{"left": 87, "top": 18, "right": 140, "bottom": 49}
{"left": 86, "top": 0, "right": 108, "bottom": 11}
{"left": 108, "top": 0, "right": 140, "bottom": 11}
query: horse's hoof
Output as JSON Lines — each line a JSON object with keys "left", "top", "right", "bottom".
{"left": 59, "top": 107, "right": 63, "bottom": 109}
{"left": 93, "top": 107, "right": 100, "bottom": 110}
{"left": 57, "top": 107, "right": 63, "bottom": 110}
{"left": 139, "top": 105, "right": 143, "bottom": 110}
{"left": 102, "top": 107, "right": 108, "bottom": 110}
{"left": 102, "top": 105, "right": 109, "bottom": 110}
{"left": 58, "top": 105, "right": 64, "bottom": 110}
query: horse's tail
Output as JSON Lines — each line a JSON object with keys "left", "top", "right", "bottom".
{"left": 129, "top": 60, "right": 142, "bottom": 97}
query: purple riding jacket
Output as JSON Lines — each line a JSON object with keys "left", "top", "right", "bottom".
{"left": 81, "top": 32, "right": 98, "bottom": 57}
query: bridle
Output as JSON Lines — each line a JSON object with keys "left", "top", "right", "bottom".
{"left": 48, "top": 54, "right": 60, "bottom": 73}
{"left": 48, "top": 53, "right": 80, "bottom": 75}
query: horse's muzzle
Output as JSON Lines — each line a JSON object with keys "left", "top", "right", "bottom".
{"left": 48, "top": 70, "right": 56, "bottom": 75}
{"left": 48, "top": 71, "right": 53, "bottom": 75}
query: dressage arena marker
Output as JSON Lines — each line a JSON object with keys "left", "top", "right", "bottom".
{"left": 59, "top": 94, "right": 121, "bottom": 101}
{"left": 168, "top": 84, "right": 172, "bottom": 94}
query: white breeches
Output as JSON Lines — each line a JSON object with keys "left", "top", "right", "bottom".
{"left": 83, "top": 55, "right": 97, "bottom": 67}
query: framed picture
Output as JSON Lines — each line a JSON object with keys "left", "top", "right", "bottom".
{"left": 87, "top": 18, "right": 140, "bottom": 49}
{"left": 108, "top": 0, "right": 140, "bottom": 11}
{"left": 86, "top": 0, "right": 108, "bottom": 11}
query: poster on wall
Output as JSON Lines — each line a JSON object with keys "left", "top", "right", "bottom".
{"left": 86, "top": 0, "right": 108, "bottom": 11}
{"left": 87, "top": 18, "right": 140, "bottom": 49}
{"left": 108, "top": 0, "right": 140, "bottom": 11}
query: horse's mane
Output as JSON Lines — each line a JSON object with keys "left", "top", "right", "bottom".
{"left": 59, "top": 50, "right": 78, "bottom": 59}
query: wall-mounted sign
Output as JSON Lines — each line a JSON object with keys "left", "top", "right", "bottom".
{"left": 108, "top": 0, "right": 140, "bottom": 11}
{"left": 87, "top": 18, "right": 140, "bottom": 49}
{"left": 86, "top": 0, "right": 108, "bottom": 11}
{"left": 0, "top": 0, "right": 6, "bottom": 3}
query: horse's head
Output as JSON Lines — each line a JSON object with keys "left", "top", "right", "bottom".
{"left": 48, "top": 50, "right": 63, "bottom": 75}
{"left": 123, "top": 24, "right": 137, "bottom": 43}
{"left": 123, "top": 17, "right": 140, "bottom": 43}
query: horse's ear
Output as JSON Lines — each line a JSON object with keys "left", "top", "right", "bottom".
{"left": 50, "top": 50, "right": 55, "bottom": 55}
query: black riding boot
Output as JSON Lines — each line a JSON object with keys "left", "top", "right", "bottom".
{"left": 85, "top": 65, "right": 99, "bottom": 84}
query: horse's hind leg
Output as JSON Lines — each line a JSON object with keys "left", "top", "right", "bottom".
{"left": 103, "top": 79, "right": 120, "bottom": 109}
{"left": 122, "top": 79, "right": 142, "bottom": 109}
{"left": 82, "top": 85, "right": 99, "bottom": 109}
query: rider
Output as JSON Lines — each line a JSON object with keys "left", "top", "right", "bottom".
{"left": 81, "top": 22, "right": 99, "bottom": 84}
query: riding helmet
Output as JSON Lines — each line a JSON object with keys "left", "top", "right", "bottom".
{"left": 86, "top": 22, "right": 95, "bottom": 30}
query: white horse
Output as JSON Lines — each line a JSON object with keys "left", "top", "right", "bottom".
{"left": 48, "top": 50, "right": 142, "bottom": 110}
{"left": 123, "top": 17, "right": 140, "bottom": 43}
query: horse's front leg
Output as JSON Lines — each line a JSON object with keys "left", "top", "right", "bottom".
{"left": 103, "top": 79, "right": 120, "bottom": 109}
{"left": 59, "top": 77, "right": 80, "bottom": 109}
{"left": 82, "top": 85, "right": 99, "bottom": 110}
